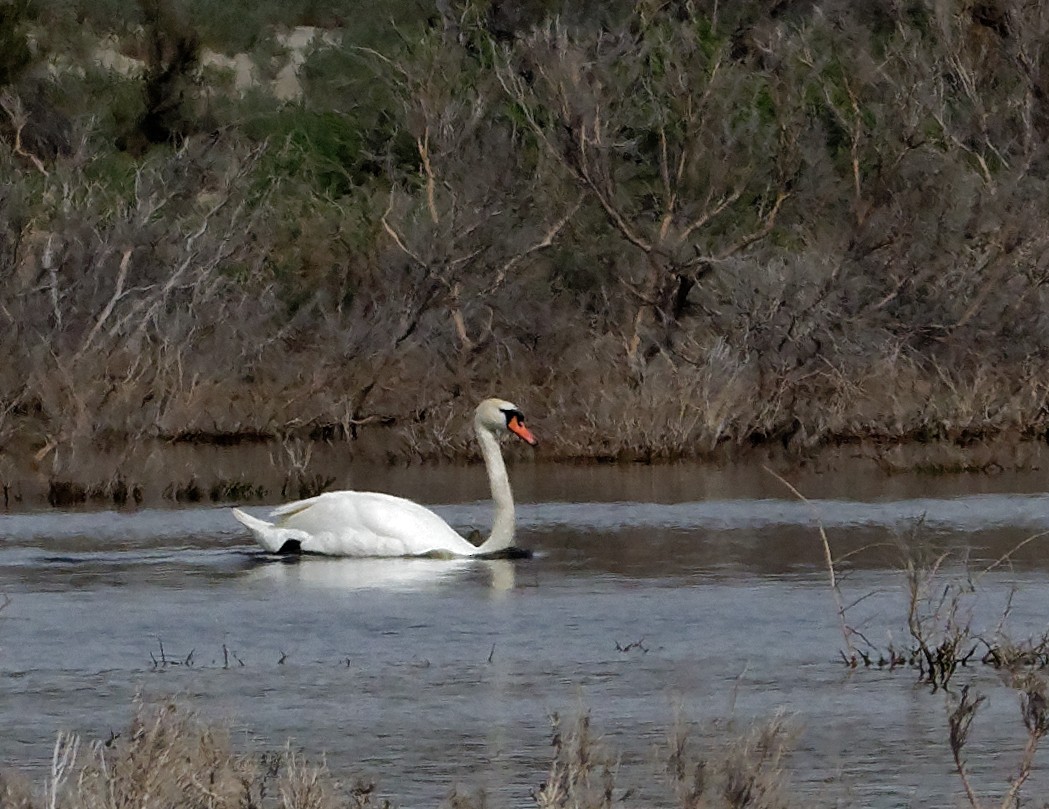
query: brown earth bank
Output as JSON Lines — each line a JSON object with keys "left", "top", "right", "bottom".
{"left": 3, "top": 424, "right": 1049, "bottom": 510}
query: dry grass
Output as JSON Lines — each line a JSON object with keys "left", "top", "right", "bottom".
{"left": 444, "top": 710, "right": 799, "bottom": 809}
{"left": 2, "top": 700, "right": 391, "bottom": 809}
{"left": 778, "top": 475, "right": 1049, "bottom": 807}
{"left": 4, "top": 700, "right": 803, "bottom": 809}
{"left": 774, "top": 468, "right": 1049, "bottom": 689}
{"left": 662, "top": 713, "right": 797, "bottom": 809}
{"left": 947, "top": 673, "right": 1049, "bottom": 809}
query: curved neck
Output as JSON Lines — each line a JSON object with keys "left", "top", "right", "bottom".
{"left": 475, "top": 422, "right": 515, "bottom": 553}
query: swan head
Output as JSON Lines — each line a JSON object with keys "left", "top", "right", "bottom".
{"left": 475, "top": 398, "right": 538, "bottom": 446}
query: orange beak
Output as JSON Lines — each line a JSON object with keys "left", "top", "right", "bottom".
{"left": 507, "top": 416, "right": 538, "bottom": 446}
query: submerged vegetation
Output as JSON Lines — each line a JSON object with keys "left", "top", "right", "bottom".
{"left": 4, "top": 0, "right": 1049, "bottom": 495}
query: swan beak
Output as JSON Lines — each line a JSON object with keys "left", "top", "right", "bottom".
{"left": 508, "top": 416, "right": 538, "bottom": 446}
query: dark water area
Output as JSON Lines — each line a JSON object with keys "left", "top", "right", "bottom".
{"left": 3, "top": 462, "right": 1049, "bottom": 806}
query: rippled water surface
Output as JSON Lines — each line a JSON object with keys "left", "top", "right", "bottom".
{"left": 3, "top": 463, "right": 1049, "bottom": 806}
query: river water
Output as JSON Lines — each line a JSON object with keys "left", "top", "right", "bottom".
{"left": 3, "top": 463, "right": 1049, "bottom": 806}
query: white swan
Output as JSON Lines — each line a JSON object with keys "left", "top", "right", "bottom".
{"left": 231, "top": 398, "right": 537, "bottom": 557}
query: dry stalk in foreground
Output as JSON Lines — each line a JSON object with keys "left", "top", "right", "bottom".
{"left": 13, "top": 699, "right": 804, "bottom": 809}
{"left": 764, "top": 467, "right": 861, "bottom": 663}
{"left": 530, "top": 713, "right": 621, "bottom": 809}
{"left": 525, "top": 709, "right": 800, "bottom": 809}
{"left": 900, "top": 535, "right": 976, "bottom": 691}
{"left": 11, "top": 699, "right": 390, "bottom": 809}
{"left": 664, "top": 712, "right": 797, "bottom": 809}
{"left": 901, "top": 529, "right": 1049, "bottom": 689}
{"left": 947, "top": 674, "right": 1049, "bottom": 809}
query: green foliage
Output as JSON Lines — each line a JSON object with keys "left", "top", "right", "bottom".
{"left": 123, "top": 0, "right": 203, "bottom": 151}
{"left": 36, "top": 0, "right": 143, "bottom": 30}
{"left": 254, "top": 108, "right": 361, "bottom": 195}
{"left": 243, "top": 104, "right": 407, "bottom": 197}
{"left": 53, "top": 66, "right": 142, "bottom": 145}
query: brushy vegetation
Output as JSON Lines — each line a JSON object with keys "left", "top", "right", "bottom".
{"left": 0, "top": 699, "right": 802, "bottom": 809}
{"left": 0, "top": 700, "right": 393, "bottom": 809}
{"left": 6, "top": 0, "right": 1049, "bottom": 494}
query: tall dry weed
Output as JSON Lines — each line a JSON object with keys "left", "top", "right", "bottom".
{"left": 531, "top": 713, "right": 620, "bottom": 809}
{"left": 523, "top": 711, "right": 799, "bottom": 809}
{"left": 10, "top": 699, "right": 379, "bottom": 809}
{"left": 0, "top": 769, "right": 36, "bottom": 809}
{"left": 664, "top": 713, "right": 797, "bottom": 809}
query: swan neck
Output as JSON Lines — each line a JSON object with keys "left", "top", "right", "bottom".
{"left": 476, "top": 422, "right": 515, "bottom": 553}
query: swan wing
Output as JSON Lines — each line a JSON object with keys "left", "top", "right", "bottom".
{"left": 269, "top": 491, "right": 476, "bottom": 557}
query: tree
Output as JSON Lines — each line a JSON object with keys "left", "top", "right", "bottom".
{"left": 496, "top": 1, "right": 798, "bottom": 372}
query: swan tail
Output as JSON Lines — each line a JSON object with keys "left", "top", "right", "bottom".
{"left": 269, "top": 495, "right": 325, "bottom": 523}
{"left": 232, "top": 508, "right": 306, "bottom": 554}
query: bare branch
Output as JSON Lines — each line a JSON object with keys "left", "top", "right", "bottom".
{"left": 489, "top": 192, "right": 583, "bottom": 291}
{"left": 0, "top": 91, "right": 49, "bottom": 176}
{"left": 948, "top": 686, "right": 985, "bottom": 809}
{"left": 77, "top": 247, "right": 133, "bottom": 358}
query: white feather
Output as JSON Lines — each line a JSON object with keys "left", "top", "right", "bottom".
{"left": 231, "top": 397, "right": 536, "bottom": 558}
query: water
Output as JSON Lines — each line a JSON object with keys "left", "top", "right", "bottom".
{"left": 3, "top": 463, "right": 1049, "bottom": 806}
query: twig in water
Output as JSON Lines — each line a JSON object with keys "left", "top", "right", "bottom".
{"left": 978, "top": 530, "right": 1049, "bottom": 580}
{"left": 764, "top": 467, "right": 859, "bottom": 661}
{"left": 222, "top": 643, "right": 245, "bottom": 668}
{"left": 1003, "top": 674, "right": 1049, "bottom": 808}
{"left": 150, "top": 637, "right": 169, "bottom": 669}
{"left": 948, "top": 685, "right": 985, "bottom": 809}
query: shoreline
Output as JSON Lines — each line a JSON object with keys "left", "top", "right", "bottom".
{"left": 3, "top": 428, "right": 1047, "bottom": 511}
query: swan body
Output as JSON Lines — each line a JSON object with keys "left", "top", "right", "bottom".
{"left": 232, "top": 398, "right": 537, "bottom": 558}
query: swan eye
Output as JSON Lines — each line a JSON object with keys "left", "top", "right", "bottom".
{"left": 503, "top": 408, "right": 525, "bottom": 428}
{"left": 501, "top": 407, "right": 538, "bottom": 446}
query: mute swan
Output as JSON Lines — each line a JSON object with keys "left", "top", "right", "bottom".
{"left": 231, "top": 398, "right": 537, "bottom": 557}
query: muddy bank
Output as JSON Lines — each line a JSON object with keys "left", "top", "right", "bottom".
{"left": 3, "top": 427, "right": 1048, "bottom": 511}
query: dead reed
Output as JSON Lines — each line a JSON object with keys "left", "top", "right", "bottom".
{"left": 661, "top": 712, "right": 796, "bottom": 809}
{"left": 445, "top": 709, "right": 799, "bottom": 809}
{"left": 4, "top": 700, "right": 803, "bottom": 809}
{"left": 3, "top": 699, "right": 391, "bottom": 809}
{"left": 947, "top": 673, "right": 1049, "bottom": 809}
{"left": 769, "top": 468, "right": 1049, "bottom": 689}
{"left": 46, "top": 478, "right": 142, "bottom": 509}
{"left": 775, "top": 472, "right": 1049, "bottom": 806}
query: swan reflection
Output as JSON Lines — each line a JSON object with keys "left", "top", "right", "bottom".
{"left": 248, "top": 556, "right": 516, "bottom": 592}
